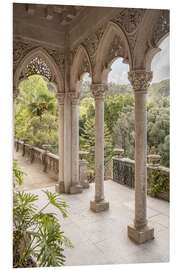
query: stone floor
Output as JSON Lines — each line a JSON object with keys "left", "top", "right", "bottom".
{"left": 14, "top": 151, "right": 170, "bottom": 266}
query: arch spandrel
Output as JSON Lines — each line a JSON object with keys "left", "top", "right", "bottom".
{"left": 131, "top": 9, "right": 169, "bottom": 71}
{"left": 70, "top": 45, "right": 92, "bottom": 91}
{"left": 14, "top": 47, "right": 64, "bottom": 93}
{"left": 93, "top": 22, "right": 132, "bottom": 84}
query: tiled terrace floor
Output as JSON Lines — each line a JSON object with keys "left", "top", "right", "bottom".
{"left": 14, "top": 151, "right": 170, "bottom": 266}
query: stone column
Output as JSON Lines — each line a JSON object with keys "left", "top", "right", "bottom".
{"left": 69, "top": 92, "right": 83, "bottom": 194}
{"left": 127, "top": 70, "right": 154, "bottom": 243}
{"left": 55, "top": 93, "right": 65, "bottom": 193}
{"left": 63, "top": 93, "right": 72, "bottom": 193}
{"left": 90, "top": 84, "right": 109, "bottom": 212}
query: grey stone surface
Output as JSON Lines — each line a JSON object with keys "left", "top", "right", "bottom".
{"left": 14, "top": 152, "right": 169, "bottom": 265}
{"left": 26, "top": 181, "right": 169, "bottom": 266}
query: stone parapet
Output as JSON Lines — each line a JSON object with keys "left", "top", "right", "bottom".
{"left": 14, "top": 139, "right": 89, "bottom": 188}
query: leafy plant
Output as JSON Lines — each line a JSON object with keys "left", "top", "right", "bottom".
{"left": 148, "top": 169, "right": 169, "bottom": 194}
{"left": 13, "top": 161, "right": 73, "bottom": 268}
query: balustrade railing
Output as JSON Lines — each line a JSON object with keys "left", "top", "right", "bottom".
{"left": 112, "top": 153, "right": 169, "bottom": 201}
{"left": 14, "top": 139, "right": 89, "bottom": 187}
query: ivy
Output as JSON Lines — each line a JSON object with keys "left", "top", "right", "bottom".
{"left": 148, "top": 169, "right": 169, "bottom": 194}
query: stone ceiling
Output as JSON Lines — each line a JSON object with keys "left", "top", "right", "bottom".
{"left": 13, "top": 3, "right": 86, "bottom": 29}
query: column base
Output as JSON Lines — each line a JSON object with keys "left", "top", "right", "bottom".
{"left": 90, "top": 200, "right": 109, "bottom": 212}
{"left": 128, "top": 224, "right": 154, "bottom": 244}
{"left": 55, "top": 182, "right": 65, "bottom": 193}
{"left": 69, "top": 184, "right": 83, "bottom": 194}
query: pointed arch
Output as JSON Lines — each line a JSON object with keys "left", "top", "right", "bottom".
{"left": 70, "top": 45, "right": 92, "bottom": 91}
{"left": 93, "top": 22, "right": 132, "bottom": 83}
{"left": 14, "top": 47, "right": 64, "bottom": 93}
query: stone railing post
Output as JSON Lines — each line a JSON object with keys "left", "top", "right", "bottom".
{"left": 69, "top": 92, "right": 83, "bottom": 194}
{"left": 127, "top": 70, "right": 154, "bottom": 243}
{"left": 79, "top": 151, "right": 89, "bottom": 188}
{"left": 90, "top": 84, "right": 109, "bottom": 212}
{"left": 55, "top": 92, "right": 65, "bottom": 193}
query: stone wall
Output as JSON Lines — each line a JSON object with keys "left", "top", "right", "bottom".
{"left": 112, "top": 157, "right": 170, "bottom": 202}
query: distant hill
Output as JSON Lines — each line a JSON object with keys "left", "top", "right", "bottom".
{"left": 75, "top": 78, "right": 170, "bottom": 101}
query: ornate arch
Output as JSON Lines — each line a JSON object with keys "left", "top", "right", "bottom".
{"left": 14, "top": 47, "right": 64, "bottom": 93}
{"left": 93, "top": 22, "right": 132, "bottom": 83}
{"left": 70, "top": 45, "right": 92, "bottom": 91}
{"left": 132, "top": 9, "right": 169, "bottom": 71}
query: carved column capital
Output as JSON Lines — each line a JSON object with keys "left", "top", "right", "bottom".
{"left": 56, "top": 92, "right": 65, "bottom": 105}
{"left": 128, "top": 70, "right": 153, "bottom": 94}
{"left": 91, "top": 84, "right": 108, "bottom": 100}
{"left": 69, "top": 92, "right": 80, "bottom": 105}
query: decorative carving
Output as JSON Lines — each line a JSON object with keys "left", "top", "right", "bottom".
{"left": 104, "top": 34, "right": 125, "bottom": 68}
{"left": 91, "top": 84, "right": 108, "bottom": 100}
{"left": 69, "top": 91, "right": 80, "bottom": 105}
{"left": 128, "top": 70, "right": 152, "bottom": 93}
{"left": 152, "top": 10, "right": 169, "bottom": 46}
{"left": 45, "top": 47, "right": 65, "bottom": 75}
{"left": 24, "top": 56, "right": 52, "bottom": 81}
{"left": 78, "top": 53, "right": 90, "bottom": 79}
{"left": 71, "top": 23, "right": 107, "bottom": 68}
{"left": 13, "top": 38, "right": 65, "bottom": 85}
{"left": 13, "top": 39, "right": 36, "bottom": 72}
{"left": 56, "top": 92, "right": 65, "bottom": 105}
{"left": 112, "top": 8, "right": 145, "bottom": 34}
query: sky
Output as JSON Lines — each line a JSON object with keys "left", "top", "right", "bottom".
{"left": 108, "top": 36, "right": 170, "bottom": 84}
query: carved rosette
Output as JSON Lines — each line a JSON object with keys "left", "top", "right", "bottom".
{"left": 128, "top": 70, "right": 153, "bottom": 93}
{"left": 56, "top": 92, "right": 65, "bottom": 105}
{"left": 69, "top": 92, "right": 80, "bottom": 105}
{"left": 91, "top": 84, "right": 108, "bottom": 100}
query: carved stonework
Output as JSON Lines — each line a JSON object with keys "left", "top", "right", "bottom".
{"left": 13, "top": 38, "right": 65, "bottom": 83}
{"left": 152, "top": 10, "right": 169, "bottom": 46}
{"left": 104, "top": 34, "right": 125, "bottom": 68}
{"left": 78, "top": 53, "right": 90, "bottom": 79}
{"left": 56, "top": 92, "right": 65, "bottom": 105}
{"left": 69, "top": 91, "right": 80, "bottom": 105}
{"left": 13, "top": 39, "right": 36, "bottom": 73}
{"left": 71, "top": 23, "right": 107, "bottom": 68}
{"left": 24, "top": 56, "right": 52, "bottom": 81}
{"left": 128, "top": 70, "right": 152, "bottom": 93}
{"left": 45, "top": 47, "right": 65, "bottom": 76}
{"left": 112, "top": 8, "right": 145, "bottom": 34}
{"left": 91, "top": 84, "right": 108, "bottom": 100}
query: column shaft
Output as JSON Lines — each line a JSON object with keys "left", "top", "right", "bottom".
{"left": 69, "top": 92, "right": 83, "bottom": 194}
{"left": 134, "top": 92, "right": 147, "bottom": 229}
{"left": 90, "top": 84, "right": 109, "bottom": 212}
{"left": 55, "top": 93, "right": 65, "bottom": 193}
{"left": 127, "top": 70, "right": 154, "bottom": 243}
{"left": 95, "top": 98, "right": 105, "bottom": 202}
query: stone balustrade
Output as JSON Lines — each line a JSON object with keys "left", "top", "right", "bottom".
{"left": 14, "top": 139, "right": 89, "bottom": 185}
{"left": 112, "top": 156, "right": 170, "bottom": 201}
